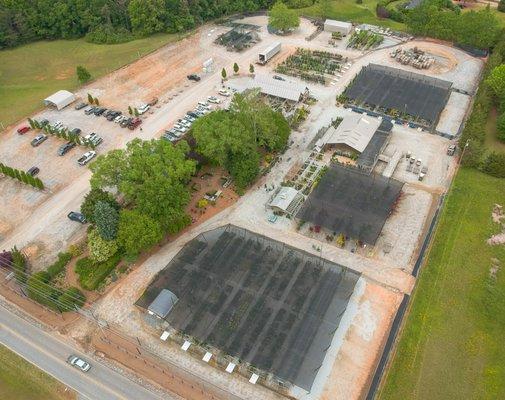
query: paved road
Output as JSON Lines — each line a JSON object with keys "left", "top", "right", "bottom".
{"left": 0, "top": 304, "right": 170, "bottom": 400}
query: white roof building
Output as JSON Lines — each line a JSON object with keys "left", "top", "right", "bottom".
{"left": 324, "top": 19, "right": 352, "bottom": 35}
{"left": 268, "top": 186, "right": 304, "bottom": 215}
{"left": 317, "top": 114, "right": 382, "bottom": 153}
{"left": 43, "top": 90, "right": 76, "bottom": 110}
{"left": 227, "top": 74, "right": 307, "bottom": 102}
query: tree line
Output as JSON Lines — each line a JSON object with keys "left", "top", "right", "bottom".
{"left": 0, "top": 0, "right": 274, "bottom": 48}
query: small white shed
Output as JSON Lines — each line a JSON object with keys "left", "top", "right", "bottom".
{"left": 324, "top": 19, "right": 352, "bottom": 36}
{"left": 43, "top": 90, "right": 76, "bottom": 110}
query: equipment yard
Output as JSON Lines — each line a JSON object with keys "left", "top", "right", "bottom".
{"left": 0, "top": 13, "right": 485, "bottom": 400}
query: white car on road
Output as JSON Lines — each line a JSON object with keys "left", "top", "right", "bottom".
{"left": 67, "top": 355, "right": 91, "bottom": 372}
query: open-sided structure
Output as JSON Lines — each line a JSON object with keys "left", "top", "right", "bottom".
{"left": 137, "top": 225, "right": 360, "bottom": 391}
{"left": 43, "top": 90, "right": 76, "bottom": 110}
{"left": 227, "top": 74, "right": 308, "bottom": 102}
{"left": 324, "top": 19, "right": 352, "bottom": 36}
{"left": 268, "top": 186, "right": 304, "bottom": 216}
{"left": 296, "top": 164, "right": 403, "bottom": 244}
{"left": 344, "top": 64, "right": 452, "bottom": 128}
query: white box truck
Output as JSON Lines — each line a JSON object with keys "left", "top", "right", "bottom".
{"left": 258, "top": 42, "right": 281, "bottom": 65}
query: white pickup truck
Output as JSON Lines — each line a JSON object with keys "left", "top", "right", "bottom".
{"left": 78, "top": 151, "right": 96, "bottom": 166}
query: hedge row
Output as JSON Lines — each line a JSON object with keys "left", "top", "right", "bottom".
{"left": 75, "top": 253, "right": 121, "bottom": 291}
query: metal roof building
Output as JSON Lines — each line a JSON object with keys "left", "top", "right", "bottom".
{"left": 324, "top": 19, "right": 352, "bottom": 35}
{"left": 317, "top": 114, "right": 382, "bottom": 153}
{"left": 147, "top": 289, "right": 179, "bottom": 319}
{"left": 43, "top": 90, "right": 76, "bottom": 110}
{"left": 227, "top": 74, "right": 308, "bottom": 102}
{"left": 268, "top": 186, "right": 304, "bottom": 215}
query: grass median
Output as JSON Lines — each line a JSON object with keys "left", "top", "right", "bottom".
{"left": 0, "top": 344, "right": 74, "bottom": 400}
{"left": 379, "top": 167, "right": 505, "bottom": 399}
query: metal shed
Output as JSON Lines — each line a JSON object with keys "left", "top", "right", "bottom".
{"left": 43, "top": 90, "right": 76, "bottom": 110}
{"left": 147, "top": 289, "right": 178, "bottom": 319}
{"left": 324, "top": 19, "right": 352, "bottom": 36}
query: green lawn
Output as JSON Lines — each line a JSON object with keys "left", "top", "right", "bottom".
{"left": 484, "top": 108, "right": 505, "bottom": 154}
{"left": 296, "top": 0, "right": 406, "bottom": 30}
{"left": 0, "top": 33, "right": 184, "bottom": 129}
{"left": 379, "top": 167, "right": 505, "bottom": 400}
{"left": 0, "top": 344, "right": 73, "bottom": 400}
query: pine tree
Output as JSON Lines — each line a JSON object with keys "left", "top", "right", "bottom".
{"left": 233, "top": 63, "right": 239, "bottom": 74}
{"left": 221, "top": 68, "right": 227, "bottom": 80}
{"left": 249, "top": 64, "right": 255, "bottom": 74}
{"left": 87, "top": 93, "right": 93, "bottom": 104}
{"left": 128, "top": 106, "right": 133, "bottom": 115}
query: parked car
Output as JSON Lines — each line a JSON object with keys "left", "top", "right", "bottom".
{"left": 273, "top": 75, "right": 285, "bottom": 81}
{"left": 137, "top": 104, "right": 150, "bottom": 115}
{"left": 94, "top": 107, "right": 106, "bottom": 116}
{"left": 67, "top": 355, "right": 91, "bottom": 371}
{"left": 114, "top": 115, "right": 124, "bottom": 123}
{"left": 207, "top": 96, "right": 221, "bottom": 104}
{"left": 58, "top": 142, "right": 76, "bottom": 156}
{"left": 69, "top": 128, "right": 82, "bottom": 136}
{"left": 53, "top": 121, "right": 63, "bottom": 130}
{"left": 128, "top": 117, "right": 142, "bottom": 130}
{"left": 106, "top": 111, "right": 121, "bottom": 121}
{"left": 77, "top": 151, "right": 96, "bottom": 166}
{"left": 120, "top": 117, "right": 132, "bottom": 128}
{"left": 187, "top": 74, "right": 201, "bottom": 81}
{"left": 447, "top": 144, "right": 456, "bottom": 156}
{"left": 75, "top": 102, "right": 87, "bottom": 110}
{"left": 187, "top": 112, "right": 199, "bottom": 118}
{"left": 27, "top": 166, "right": 40, "bottom": 176}
{"left": 148, "top": 97, "right": 158, "bottom": 106}
{"left": 218, "top": 89, "right": 231, "bottom": 97}
{"left": 17, "top": 126, "right": 30, "bottom": 134}
{"left": 84, "top": 133, "right": 103, "bottom": 146}
{"left": 40, "top": 119, "right": 49, "bottom": 126}
{"left": 31, "top": 134, "right": 48, "bottom": 147}
{"left": 84, "top": 107, "right": 96, "bottom": 115}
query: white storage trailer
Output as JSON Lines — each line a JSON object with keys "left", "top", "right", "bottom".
{"left": 258, "top": 42, "right": 281, "bottom": 65}
{"left": 324, "top": 19, "right": 352, "bottom": 36}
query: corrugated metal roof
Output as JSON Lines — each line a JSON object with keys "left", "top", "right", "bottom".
{"left": 227, "top": 75, "right": 306, "bottom": 102}
{"left": 148, "top": 289, "right": 178, "bottom": 318}
{"left": 269, "top": 186, "right": 301, "bottom": 212}
{"left": 324, "top": 19, "right": 352, "bottom": 29}
{"left": 321, "top": 114, "right": 381, "bottom": 152}
{"left": 43, "top": 90, "right": 76, "bottom": 110}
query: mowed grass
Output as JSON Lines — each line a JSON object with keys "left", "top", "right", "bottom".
{"left": 0, "top": 344, "right": 73, "bottom": 400}
{"left": 379, "top": 167, "right": 505, "bottom": 400}
{"left": 296, "top": 0, "right": 406, "bottom": 30}
{"left": 0, "top": 33, "right": 183, "bottom": 129}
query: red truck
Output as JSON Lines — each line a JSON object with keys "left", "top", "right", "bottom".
{"left": 128, "top": 118, "right": 142, "bottom": 130}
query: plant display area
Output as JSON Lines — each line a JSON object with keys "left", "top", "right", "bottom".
{"left": 275, "top": 48, "right": 346, "bottom": 84}
{"left": 343, "top": 64, "right": 452, "bottom": 128}
{"left": 297, "top": 164, "right": 403, "bottom": 245}
{"left": 347, "top": 30, "right": 384, "bottom": 50}
{"left": 137, "top": 225, "right": 359, "bottom": 391}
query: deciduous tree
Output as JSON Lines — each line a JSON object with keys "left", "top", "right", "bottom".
{"left": 268, "top": 1, "right": 300, "bottom": 32}
{"left": 117, "top": 209, "right": 163, "bottom": 258}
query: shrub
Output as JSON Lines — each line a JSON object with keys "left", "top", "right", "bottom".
{"left": 75, "top": 254, "right": 121, "bottom": 290}
{"left": 11, "top": 247, "right": 27, "bottom": 283}
{"left": 26, "top": 271, "right": 61, "bottom": 310}
{"left": 88, "top": 229, "right": 118, "bottom": 262}
{"left": 46, "top": 252, "right": 72, "bottom": 279}
{"left": 85, "top": 25, "right": 133, "bottom": 44}
{"left": 497, "top": 112, "right": 505, "bottom": 142}
{"left": 58, "top": 287, "right": 86, "bottom": 312}
{"left": 481, "top": 152, "right": 505, "bottom": 178}
{"left": 94, "top": 201, "right": 119, "bottom": 240}
{"left": 76, "top": 65, "right": 91, "bottom": 83}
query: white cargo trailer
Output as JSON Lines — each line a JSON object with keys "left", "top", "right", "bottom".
{"left": 258, "top": 42, "right": 281, "bottom": 65}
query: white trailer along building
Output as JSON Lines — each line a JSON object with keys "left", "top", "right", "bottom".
{"left": 258, "top": 42, "right": 281, "bottom": 65}
{"left": 324, "top": 19, "right": 353, "bottom": 36}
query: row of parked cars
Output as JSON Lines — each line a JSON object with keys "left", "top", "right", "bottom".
{"left": 81, "top": 104, "right": 143, "bottom": 130}
{"left": 162, "top": 90, "right": 231, "bottom": 142}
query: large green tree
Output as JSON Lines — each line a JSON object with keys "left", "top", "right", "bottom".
{"left": 94, "top": 201, "right": 119, "bottom": 240}
{"left": 486, "top": 65, "right": 505, "bottom": 101}
{"left": 268, "top": 1, "right": 300, "bottom": 32}
{"left": 117, "top": 209, "right": 163, "bottom": 258}
{"left": 90, "top": 139, "right": 196, "bottom": 232}
{"left": 81, "top": 188, "right": 119, "bottom": 223}
{"left": 128, "top": 0, "right": 166, "bottom": 36}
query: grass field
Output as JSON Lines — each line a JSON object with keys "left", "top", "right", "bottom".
{"left": 0, "top": 344, "right": 73, "bottom": 400}
{"left": 0, "top": 33, "right": 183, "bottom": 130}
{"left": 296, "top": 0, "right": 406, "bottom": 30}
{"left": 379, "top": 167, "right": 505, "bottom": 400}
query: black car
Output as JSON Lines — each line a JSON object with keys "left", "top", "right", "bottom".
{"left": 27, "top": 166, "right": 40, "bottom": 176}
{"left": 58, "top": 142, "right": 76, "bottom": 156}
{"left": 40, "top": 119, "right": 49, "bottom": 126}
{"left": 187, "top": 74, "right": 201, "bottom": 81}
{"left": 106, "top": 111, "right": 121, "bottom": 121}
{"left": 70, "top": 128, "right": 82, "bottom": 136}
{"left": 67, "top": 211, "right": 86, "bottom": 224}
{"left": 94, "top": 107, "right": 106, "bottom": 116}
{"left": 120, "top": 117, "right": 132, "bottom": 128}
{"left": 273, "top": 75, "right": 285, "bottom": 81}
{"left": 75, "top": 102, "right": 87, "bottom": 110}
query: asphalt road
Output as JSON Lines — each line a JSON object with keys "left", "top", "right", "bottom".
{"left": 0, "top": 304, "right": 170, "bottom": 400}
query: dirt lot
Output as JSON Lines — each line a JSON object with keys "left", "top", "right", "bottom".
{"left": 0, "top": 14, "right": 483, "bottom": 400}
